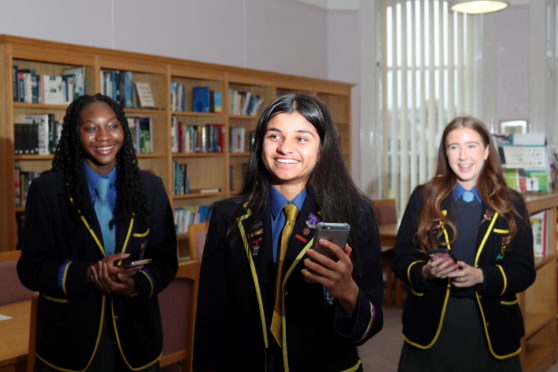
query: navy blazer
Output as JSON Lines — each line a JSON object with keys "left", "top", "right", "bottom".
{"left": 393, "top": 185, "right": 535, "bottom": 359}
{"left": 17, "top": 169, "right": 178, "bottom": 371}
{"left": 193, "top": 196, "right": 383, "bottom": 372}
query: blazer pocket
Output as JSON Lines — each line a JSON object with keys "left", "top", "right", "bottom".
{"left": 133, "top": 228, "right": 150, "bottom": 238}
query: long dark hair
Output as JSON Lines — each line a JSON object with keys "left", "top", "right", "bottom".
{"left": 51, "top": 93, "right": 148, "bottom": 225}
{"left": 239, "top": 93, "right": 369, "bottom": 259}
{"left": 416, "top": 116, "right": 523, "bottom": 251}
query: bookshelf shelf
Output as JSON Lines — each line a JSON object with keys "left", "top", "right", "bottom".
{"left": 0, "top": 34, "right": 352, "bottom": 262}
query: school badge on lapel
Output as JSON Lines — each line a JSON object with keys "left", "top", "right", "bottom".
{"left": 247, "top": 221, "right": 264, "bottom": 256}
{"left": 306, "top": 213, "right": 320, "bottom": 229}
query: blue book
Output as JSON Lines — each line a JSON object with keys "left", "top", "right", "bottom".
{"left": 192, "top": 86, "right": 210, "bottom": 113}
{"left": 122, "top": 71, "right": 134, "bottom": 108}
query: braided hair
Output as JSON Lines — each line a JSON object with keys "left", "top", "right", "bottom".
{"left": 51, "top": 93, "right": 148, "bottom": 225}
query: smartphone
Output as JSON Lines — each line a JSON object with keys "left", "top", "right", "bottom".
{"left": 428, "top": 248, "right": 457, "bottom": 263}
{"left": 311, "top": 222, "right": 351, "bottom": 260}
{"left": 118, "top": 258, "right": 152, "bottom": 268}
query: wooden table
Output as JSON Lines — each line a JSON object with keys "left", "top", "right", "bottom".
{"left": 0, "top": 300, "right": 30, "bottom": 372}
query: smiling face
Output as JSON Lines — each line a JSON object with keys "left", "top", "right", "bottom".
{"left": 79, "top": 101, "right": 124, "bottom": 175}
{"left": 262, "top": 112, "right": 321, "bottom": 198}
{"left": 445, "top": 127, "right": 489, "bottom": 189}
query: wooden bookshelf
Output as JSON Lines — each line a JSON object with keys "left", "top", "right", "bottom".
{"left": 0, "top": 34, "right": 353, "bottom": 260}
{"left": 521, "top": 192, "right": 558, "bottom": 372}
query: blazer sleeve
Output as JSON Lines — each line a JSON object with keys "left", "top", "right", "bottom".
{"left": 392, "top": 186, "right": 429, "bottom": 292}
{"left": 477, "top": 196, "right": 536, "bottom": 297}
{"left": 193, "top": 202, "right": 229, "bottom": 371}
{"left": 17, "top": 176, "right": 93, "bottom": 296}
{"left": 133, "top": 174, "right": 178, "bottom": 299}
{"left": 333, "top": 200, "right": 384, "bottom": 345}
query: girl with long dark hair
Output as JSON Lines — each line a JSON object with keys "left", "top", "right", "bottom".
{"left": 193, "top": 93, "right": 383, "bottom": 372}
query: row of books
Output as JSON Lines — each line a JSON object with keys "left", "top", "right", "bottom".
{"left": 14, "top": 113, "right": 63, "bottom": 155}
{"left": 191, "top": 86, "right": 223, "bottom": 113}
{"left": 530, "top": 210, "right": 552, "bottom": 258}
{"left": 171, "top": 117, "right": 225, "bottom": 153}
{"left": 229, "top": 127, "right": 256, "bottom": 153}
{"left": 14, "top": 164, "right": 41, "bottom": 207}
{"left": 12, "top": 65, "right": 85, "bottom": 105}
{"left": 174, "top": 205, "right": 211, "bottom": 235}
{"left": 101, "top": 70, "right": 136, "bottom": 108}
{"left": 229, "top": 89, "right": 265, "bottom": 116}
{"left": 129, "top": 117, "right": 153, "bottom": 154}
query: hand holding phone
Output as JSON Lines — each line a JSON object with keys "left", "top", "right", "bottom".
{"left": 428, "top": 248, "right": 456, "bottom": 263}
{"left": 117, "top": 258, "right": 152, "bottom": 268}
{"left": 311, "top": 222, "right": 351, "bottom": 261}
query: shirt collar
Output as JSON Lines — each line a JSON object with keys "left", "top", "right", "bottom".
{"left": 269, "top": 185, "right": 307, "bottom": 219}
{"left": 83, "top": 160, "right": 117, "bottom": 200}
{"left": 453, "top": 183, "right": 482, "bottom": 203}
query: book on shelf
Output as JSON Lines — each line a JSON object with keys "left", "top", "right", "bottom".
{"left": 173, "top": 160, "right": 190, "bottom": 195}
{"left": 530, "top": 210, "right": 550, "bottom": 257}
{"left": 192, "top": 86, "right": 211, "bottom": 113}
{"left": 228, "top": 89, "right": 265, "bottom": 116}
{"left": 14, "top": 163, "right": 42, "bottom": 207}
{"left": 229, "top": 127, "right": 246, "bottom": 152}
{"left": 213, "top": 91, "right": 223, "bottom": 112}
{"left": 174, "top": 205, "right": 211, "bottom": 234}
{"left": 128, "top": 117, "right": 153, "bottom": 154}
{"left": 199, "top": 187, "right": 223, "bottom": 194}
{"left": 62, "top": 66, "right": 86, "bottom": 104}
{"left": 135, "top": 81, "right": 155, "bottom": 108}
{"left": 14, "top": 122, "right": 39, "bottom": 155}
{"left": 171, "top": 81, "right": 186, "bottom": 111}
{"left": 101, "top": 70, "right": 135, "bottom": 108}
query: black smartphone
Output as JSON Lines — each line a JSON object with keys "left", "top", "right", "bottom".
{"left": 428, "top": 248, "right": 457, "bottom": 263}
{"left": 311, "top": 222, "right": 351, "bottom": 260}
{"left": 118, "top": 258, "right": 152, "bottom": 268}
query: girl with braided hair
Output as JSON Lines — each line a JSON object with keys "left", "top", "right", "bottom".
{"left": 18, "top": 93, "right": 177, "bottom": 372}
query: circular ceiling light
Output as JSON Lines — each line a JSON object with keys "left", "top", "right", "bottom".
{"left": 451, "top": 0, "right": 509, "bottom": 14}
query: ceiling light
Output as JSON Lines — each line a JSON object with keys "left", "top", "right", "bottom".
{"left": 450, "top": 0, "right": 509, "bottom": 14}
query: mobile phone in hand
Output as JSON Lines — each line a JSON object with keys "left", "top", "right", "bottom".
{"left": 311, "top": 222, "right": 351, "bottom": 260}
{"left": 118, "top": 258, "right": 152, "bottom": 268}
{"left": 428, "top": 248, "right": 457, "bottom": 263}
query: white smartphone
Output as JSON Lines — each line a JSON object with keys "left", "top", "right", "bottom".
{"left": 311, "top": 222, "right": 351, "bottom": 260}
{"left": 119, "top": 258, "right": 152, "bottom": 268}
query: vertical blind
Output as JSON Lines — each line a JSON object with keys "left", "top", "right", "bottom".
{"left": 379, "top": 0, "right": 474, "bottom": 211}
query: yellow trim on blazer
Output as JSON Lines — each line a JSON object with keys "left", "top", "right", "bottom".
{"left": 280, "top": 236, "right": 315, "bottom": 372}
{"left": 237, "top": 208, "right": 269, "bottom": 349}
{"left": 493, "top": 228, "right": 509, "bottom": 234}
{"left": 117, "top": 218, "right": 135, "bottom": 266}
{"left": 475, "top": 292, "right": 522, "bottom": 359}
{"left": 111, "top": 298, "right": 162, "bottom": 371}
{"left": 340, "top": 360, "right": 363, "bottom": 372}
{"left": 79, "top": 214, "right": 105, "bottom": 256}
{"left": 62, "top": 261, "right": 71, "bottom": 295}
{"left": 500, "top": 299, "right": 518, "bottom": 305}
{"left": 42, "top": 294, "right": 69, "bottom": 303}
{"left": 473, "top": 212, "right": 521, "bottom": 359}
{"left": 496, "top": 264, "right": 508, "bottom": 296}
{"left": 407, "top": 260, "right": 425, "bottom": 296}
{"left": 132, "top": 228, "right": 150, "bottom": 238}
{"left": 36, "top": 295, "right": 107, "bottom": 372}
{"left": 403, "top": 280, "right": 452, "bottom": 349}
{"left": 138, "top": 270, "right": 154, "bottom": 298}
